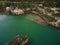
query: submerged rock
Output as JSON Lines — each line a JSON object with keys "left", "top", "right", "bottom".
{"left": 26, "top": 14, "right": 47, "bottom": 26}
{"left": 5, "top": 35, "right": 29, "bottom": 45}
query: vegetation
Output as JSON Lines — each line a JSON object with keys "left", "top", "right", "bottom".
{"left": 0, "top": 0, "right": 60, "bottom": 7}
{"left": 0, "top": 0, "right": 60, "bottom": 17}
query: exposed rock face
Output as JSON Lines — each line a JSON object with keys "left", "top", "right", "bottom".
{"left": 49, "top": 19, "right": 60, "bottom": 27}
{"left": 6, "top": 7, "right": 11, "bottom": 11}
{"left": 6, "top": 7, "right": 24, "bottom": 15}
{"left": 55, "top": 19, "right": 60, "bottom": 27}
{"left": 11, "top": 9, "right": 24, "bottom": 15}
{"left": 17, "top": 9, "right": 24, "bottom": 14}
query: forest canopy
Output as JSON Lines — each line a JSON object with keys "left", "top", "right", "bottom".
{"left": 0, "top": 0, "right": 60, "bottom": 7}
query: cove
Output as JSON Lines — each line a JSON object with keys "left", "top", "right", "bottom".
{"left": 0, "top": 14, "right": 60, "bottom": 45}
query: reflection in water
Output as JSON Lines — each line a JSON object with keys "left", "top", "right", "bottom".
{"left": 0, "top": 15, "right": 6, "bottom": 21}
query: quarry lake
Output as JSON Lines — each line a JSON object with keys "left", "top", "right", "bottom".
{"left": 0, "top": 14, "right": 60, "bottom": 45}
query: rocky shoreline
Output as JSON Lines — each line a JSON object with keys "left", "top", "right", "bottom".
{"left": 0, "top": 1, "right": 60, "bottom": 28}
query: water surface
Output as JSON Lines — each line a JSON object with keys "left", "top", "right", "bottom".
{"left": 0, "top": 14, "right": 60, "bottom": 45}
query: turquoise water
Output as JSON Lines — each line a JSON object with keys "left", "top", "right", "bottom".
{"left": 0, "top": 14, "right": 60, "bottom": 45}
